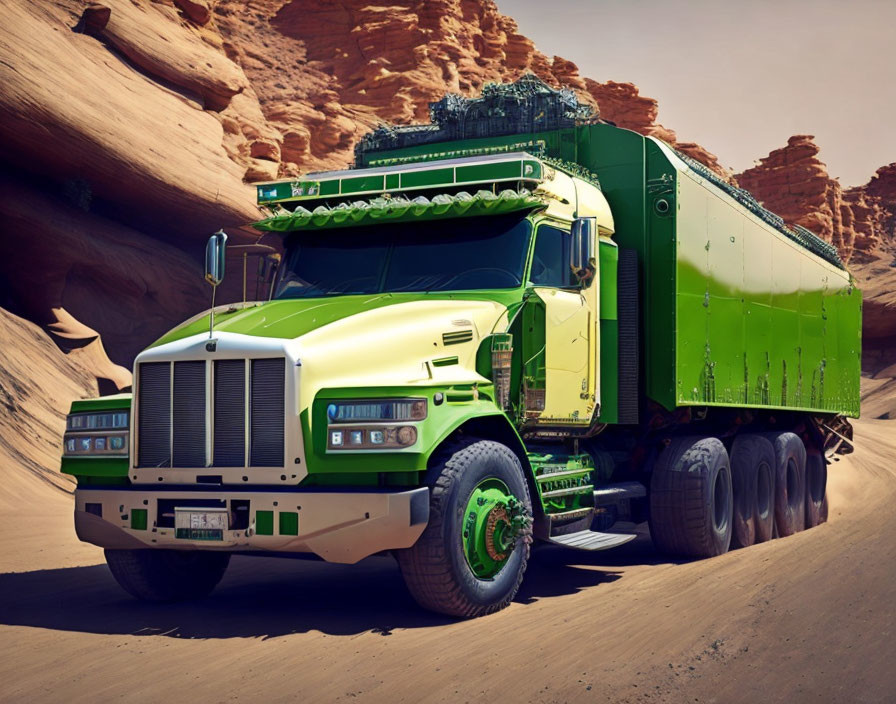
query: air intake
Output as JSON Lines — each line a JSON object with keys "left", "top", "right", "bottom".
{"left": 442, "top": 330, "right": 473, "bottom": 346}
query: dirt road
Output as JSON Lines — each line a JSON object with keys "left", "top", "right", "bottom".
{"left": 1, "top": 417, "right": 894, "bottom": 704}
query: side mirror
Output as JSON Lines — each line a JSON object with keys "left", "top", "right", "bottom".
{"left": 205, "top": 230, "right": 228, "bottom": 286}
{"left": 571, "top": 217, "right": 596, "bottom": 288}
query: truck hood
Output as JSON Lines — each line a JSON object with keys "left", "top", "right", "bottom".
{"left": 149, "top": 293, "right": 518, "bottom": 390}
{"left": 152, "top": 293, "right": 517, "bottom": 348}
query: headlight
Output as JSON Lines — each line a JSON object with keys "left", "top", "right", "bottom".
{"left": 326, "top": 398, "right": 427, "bottom": 423}
{"left": 64, "top": 411, "right": 129, "bottom": 456}
{"left": 324, "top": 398, "right": 425, "bottom": 451}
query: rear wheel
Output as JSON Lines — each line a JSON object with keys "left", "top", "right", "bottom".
{"left": 805, "top": 447, "right": 827, "bottom": 528}
{"left": 765, "top": 432, "right": 807, "bottom": 537}
{"left": 754, "top": 440, "right": 776, "bottom": 543}
{"left": 730, "top": 434, "right": 777, "bottom": 546}
{"left": 105, "top": 549, "right": 230, "bottom": 602}
{"left": 395, "top": 438, "right": 533, "bottom": 618}
{"left": 649, "top": 436, "right": 733, "bottom": 558}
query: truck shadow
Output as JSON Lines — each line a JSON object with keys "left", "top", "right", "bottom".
{"left": 0, "top": 533, "right": 670, "bottom": 639}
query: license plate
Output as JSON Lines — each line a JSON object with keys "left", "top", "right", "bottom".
{"left": 174, "top": 507, "right": 227, "bottom": 541}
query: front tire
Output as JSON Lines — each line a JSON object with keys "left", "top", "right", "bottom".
{"left": 395, "top": 438, "right": 533, "bottom": 618}
{"left": 105, "top": 549, "right": 230, "bottom": 602}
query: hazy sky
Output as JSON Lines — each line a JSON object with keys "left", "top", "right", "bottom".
{"left": 496, "top": 0, "right": 896, "bottom": 186}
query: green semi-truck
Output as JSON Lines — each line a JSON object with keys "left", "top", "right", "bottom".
{"left": 62, "top": 77, "right": 860, "bottom": 617}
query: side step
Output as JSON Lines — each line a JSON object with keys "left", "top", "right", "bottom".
{"left": 547, "top": 530, "right": 637, "bottom": 551}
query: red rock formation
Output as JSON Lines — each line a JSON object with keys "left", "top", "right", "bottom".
{"left": 848, "top": 164, "right": 896, "bottom": 258}
{"left": 78, "top": 0, "right": 247, "bottom": 111}
{"left": 736, "top": 136, "right": 851, "bottom": 258}
{"left": 215, "top": 0, "right": 610, "bottom": 172}
{"left": 212, "top": 1, "right": 731, "bottom": 178}
{"left": 173, "top": 0, "right": 210, "bottom": 25}
{"left": 583, "top": 80, "right": 657, "bottom": 134}
{"left": 736, "top": 136, "right": 896, "bottom": 266}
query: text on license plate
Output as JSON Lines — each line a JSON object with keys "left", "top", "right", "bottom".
{"left": 174, "top": 507, "right": 227, "bottom": 541}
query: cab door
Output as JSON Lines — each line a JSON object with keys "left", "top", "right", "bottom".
{"left": 525, "top": 221, "right": 598, "bottom": 427}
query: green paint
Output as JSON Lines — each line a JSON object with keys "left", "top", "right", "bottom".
{"left": 254, "top": 155, "right": 545, "bottom": 208}
{"left": 61, "top": 457, "right": 129, "bottom": 478}
{"left": 305, "top": 386, "right": 511, "bottom": 476}
{"left": 151, "top": 290, "right": 522, "bottom": 349}
{"left": 597, "top": 240, "right": 619, "bottom": 424}
{"left": 367, "top": 123, "right": 860, "bottom": 417}
{"left": 70, "top": 395, "right": 132, "bottom": 413}
{"left": 529, "top": 452, "right": 595, "bottom": 517}
{"left": 462, "top": 478, "right": 526, "bottom": 579}
{"left": 256, "top": 510, "right": 274, "bottom": 536}
{"left": 279, "top": 512, "right": 299, "bottom": 536}
{"left": 341, "top": 174, "right": 386, "bottom": 193}
{"left": 517, "top": 297, "right": 546, "bottom": 423}
{"left": 131, "top": 509, "right": 147, "bottom": 530}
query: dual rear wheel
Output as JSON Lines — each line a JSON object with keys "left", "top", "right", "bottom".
{"left": 649, "top": 431, "right": 828, "bottom": 558}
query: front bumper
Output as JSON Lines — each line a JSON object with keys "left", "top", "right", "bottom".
{"left": 74, "top": 487, "right": 429, "bottom": 564}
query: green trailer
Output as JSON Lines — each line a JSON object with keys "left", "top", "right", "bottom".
{"left": 62, "top": 77, "right": 860, "bottom": 617}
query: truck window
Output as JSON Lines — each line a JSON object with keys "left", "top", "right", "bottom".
{"left": 530, "top": 223, "right": 575, "bottom": 288}
{"left": 275, "top": 213, "right": 532, "bottom": 298}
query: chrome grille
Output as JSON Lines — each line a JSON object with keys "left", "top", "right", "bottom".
{"left": 172, "top": 361, "right": 206, "bottom": 467}
{"left": 213, "top": 360, "right": 245, "bottom": 467}
{"left": 136, "top": 357, "right": 285, "bottom": 469}
{"left": 137, "top": 362, "right": 171, "bottom": 467}
{"left": 250, "top": 359, "right": 285, "bottom": 466}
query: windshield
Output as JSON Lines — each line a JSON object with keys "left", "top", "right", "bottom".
{"left": 274, "top": 213, "right": 532, "bottom": 299}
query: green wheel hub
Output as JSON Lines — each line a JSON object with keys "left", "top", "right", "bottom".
{"left": 462, "top": 478, "right": 528, "bottom": 579}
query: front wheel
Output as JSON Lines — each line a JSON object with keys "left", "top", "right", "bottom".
{"left": 395, "top": 438, "right": 533, "bottom": 618}
{"left": 105, "top": 549, "right": 230, "bottom": 602}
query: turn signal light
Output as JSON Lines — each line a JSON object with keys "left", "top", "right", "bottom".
{"left": 327, "top": 425, "right": 418, "bottom": 450}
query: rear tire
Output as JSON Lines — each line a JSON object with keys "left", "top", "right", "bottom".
{"left": 730, "top": 434, "right": 777, "bottom": 548}
{"left": 765, "top": 432, "right": 807, "bottom": 537}
{"left": 105, "top": 549, "right": 230, "bottom": 602}
{"left": 753, "top": 439, "right": 776, "bottom": 543}
{"left": 649, "top": 436, "right": 733, "bottom": 558}
{"left": 395, "top": 438, "right": 533, "bottom": 618}
{"left": 805, "top": 447, "right": 827, "bottom": 528}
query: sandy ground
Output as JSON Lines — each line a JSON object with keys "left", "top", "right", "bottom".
{"left": 0, "top": 417, "right": 894, "bottom": 704}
